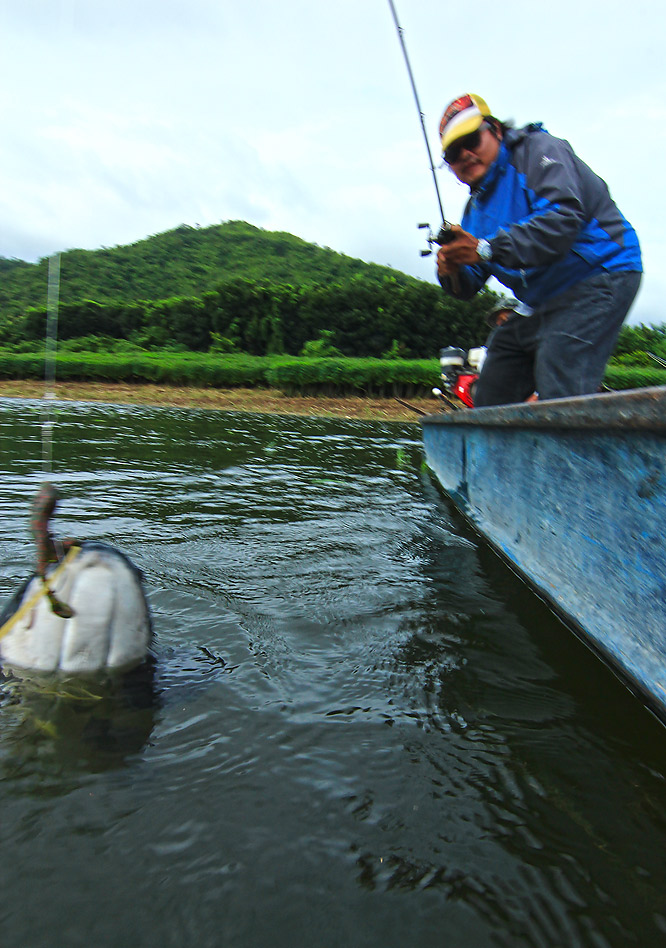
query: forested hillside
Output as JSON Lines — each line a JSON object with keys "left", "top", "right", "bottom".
{"left": 0, "top": 220, "right": 419, "bottom": 318}
{"left": 0, "top": 219, "right": 664, "bottom": 387}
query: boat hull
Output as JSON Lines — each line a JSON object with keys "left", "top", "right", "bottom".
{"left": 422, "top": 386, "right": 666, "bottom": 720}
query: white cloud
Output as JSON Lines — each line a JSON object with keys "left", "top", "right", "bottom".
{"left": 0, "top": 0, "right": 663, "bottom": 325}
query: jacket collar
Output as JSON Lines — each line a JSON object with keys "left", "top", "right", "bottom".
{"left": 470, "top": 123, "right": 544, "bottom": 199}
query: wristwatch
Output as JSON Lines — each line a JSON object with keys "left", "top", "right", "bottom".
{"left": 476, "top": 239, "right": 492, "bottom": 263}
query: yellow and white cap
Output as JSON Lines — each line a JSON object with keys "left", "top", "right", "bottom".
{"left": 439, "top": 94, "right": 492, "bottom": 153}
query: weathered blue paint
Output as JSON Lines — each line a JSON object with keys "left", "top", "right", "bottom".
{"left": 422, "top": 386, "right": 666, "bottom": 720}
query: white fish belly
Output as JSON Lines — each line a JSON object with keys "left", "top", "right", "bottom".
{"left": 1, "top": 546, "right": 151, "bottom": 673}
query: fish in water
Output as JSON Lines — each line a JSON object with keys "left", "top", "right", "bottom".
{"left": 0, "top": 484, "right": 152, "bottom": 675}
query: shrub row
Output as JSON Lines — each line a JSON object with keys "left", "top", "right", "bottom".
{"left": 0, "top": 351, "right": 269, "bottom": 388}
{"left": 265, "top": 357, "right": 438, "bottom": 396}
{"left": 0, "top": 350, "right": 440, "bottom": 397}
{"left": 1, "top": 349, "right": 664, "bottom": 397}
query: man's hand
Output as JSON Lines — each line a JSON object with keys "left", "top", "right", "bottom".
{"left": 436, "top": 225, "right": 487, "bottom": 280}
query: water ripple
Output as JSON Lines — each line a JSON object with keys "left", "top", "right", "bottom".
{"left": 1, "top": 400, "right": 665, "bottom": 948}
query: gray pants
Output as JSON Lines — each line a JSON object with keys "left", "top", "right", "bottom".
{"left": 474, "top": 270, "right": 642, "bottom": 407}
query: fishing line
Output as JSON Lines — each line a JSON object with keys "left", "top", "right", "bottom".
{"left": 42, "top": 252, "right": 61, "bottom": 476}
{"left": 38, "top": 254, "right": 73, "bottom": 589}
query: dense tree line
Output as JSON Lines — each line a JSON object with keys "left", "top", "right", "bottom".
{"left": 613, "top": 323, "right": 666, "bottom": 364}
{"left": 1, "top": 275, "right": 493, "bottom": 358}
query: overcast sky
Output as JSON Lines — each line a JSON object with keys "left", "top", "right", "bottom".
{"left": 1, "top": 0, "right": 663, "bottom": 325}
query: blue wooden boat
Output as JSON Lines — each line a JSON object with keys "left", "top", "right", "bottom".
{"left": 421, "top": 386, "right": 666, "bottom": 721}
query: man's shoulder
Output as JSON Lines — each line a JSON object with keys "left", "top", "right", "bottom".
{"left": 505, "top": 122, "right": 541, "bottom": 143}
{"left": 508, "top": 124, "right": 572, "bottom": 156}
{"left": 508, "top": 124, "right": 577, "bottom": 176}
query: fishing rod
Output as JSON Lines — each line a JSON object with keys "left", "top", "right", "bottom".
{"left": 387, "top": 0, "right": 456, "bottom": 257}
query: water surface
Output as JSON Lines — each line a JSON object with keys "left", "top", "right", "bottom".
{"left": 1, "top": 398, "right": 665, "bottom": 948}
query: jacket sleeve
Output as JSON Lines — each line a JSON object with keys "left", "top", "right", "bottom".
{"left": 489, "top": 133, "right": 589, "bottom": 270}
{"left": 438, "top": 262, "right": 490, "bottom": 300}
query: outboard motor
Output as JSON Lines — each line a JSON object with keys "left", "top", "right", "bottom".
{"left": 433, "top": 297, "right": 521, "bottom": 410}
{"left": 434, "top": 346, "right": 486, "bottom": 409}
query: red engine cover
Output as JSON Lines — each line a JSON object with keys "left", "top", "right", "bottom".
{"left": 454, "top": 373, "right": 478, "bottom": 409}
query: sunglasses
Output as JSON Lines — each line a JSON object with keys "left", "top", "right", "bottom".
{"left": 443, "top": 124, "right": 490, "bottom": 165}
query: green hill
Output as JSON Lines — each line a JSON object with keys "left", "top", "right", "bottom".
{"left": 0, "top": 220, "right": 422, "bottom": 318}
{"left": 0, "top": 220, "right": 499, "bottom": 358}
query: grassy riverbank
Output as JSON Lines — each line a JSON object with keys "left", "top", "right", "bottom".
{"left": 0, "top": 380, "right": 437, "bottom": 422}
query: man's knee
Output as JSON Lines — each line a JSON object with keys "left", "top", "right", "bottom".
{"left": 536, "top": 331, "right": 598, "bottom": 399}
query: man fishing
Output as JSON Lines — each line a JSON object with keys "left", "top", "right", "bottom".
{"left": 435, "top": 94, "right": 642, "bottom": 407}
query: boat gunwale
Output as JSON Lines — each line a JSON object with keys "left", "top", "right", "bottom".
{"left": 421, "top": 385, "right": 666, "bottom": 432}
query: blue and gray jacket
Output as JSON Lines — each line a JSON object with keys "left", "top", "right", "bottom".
{"left": 439, "top": 124, "right": 642, "bottom": 307}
